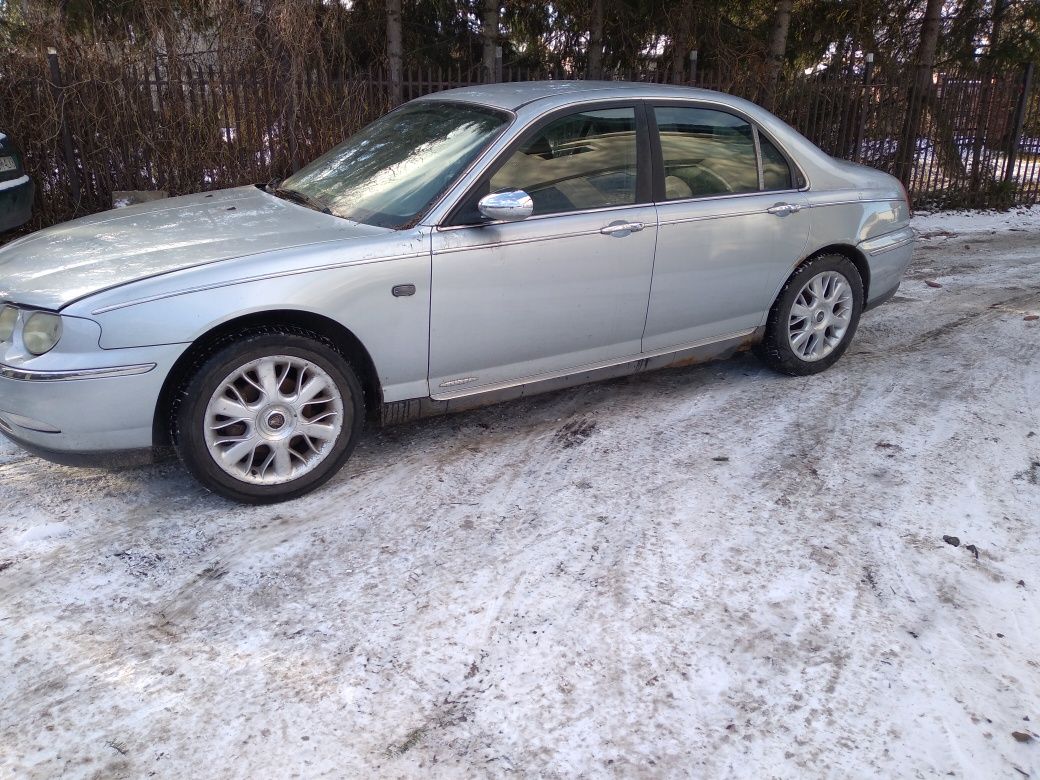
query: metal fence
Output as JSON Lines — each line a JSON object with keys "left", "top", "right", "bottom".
{"left": 1, "top": 51, "right": 1037, "bottom": 231}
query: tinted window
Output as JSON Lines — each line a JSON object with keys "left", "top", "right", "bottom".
{"left": 760, "top": 133, "right": 793, "bottom": 190}
{"left": 654, "top": 106, "right": 758, "bottom": 199}
{"left": 489, "top": 107, "right": 638, "bottom": 215}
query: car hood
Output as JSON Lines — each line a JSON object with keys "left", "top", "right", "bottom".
{"left": 0, "top": 186, "right": 389, "bottom": 310}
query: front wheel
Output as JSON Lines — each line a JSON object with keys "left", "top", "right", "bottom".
{"left": 173, "top": 330, "right": 365, "bottom": 503}
{"left": 755, "top": 254, "right": 864, "bottom": 376}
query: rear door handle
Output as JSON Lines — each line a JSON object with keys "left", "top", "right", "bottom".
{"left": 766, "top": 203, "right": 803, "bottom": 216}
{"left": 600, "top": 221, "right": 644, "bottom": 235}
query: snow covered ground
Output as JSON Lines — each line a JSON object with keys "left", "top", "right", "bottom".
{"left": 2, "top": 208, "right": 1039, "bottom": 778}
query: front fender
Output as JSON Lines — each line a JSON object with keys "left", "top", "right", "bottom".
{"left": 65, "top": 233, "right": 433, "bottom": 404}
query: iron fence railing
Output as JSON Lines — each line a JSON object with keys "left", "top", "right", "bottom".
{"left": 1, "top": 53, "right": 1037, "bottom": 231}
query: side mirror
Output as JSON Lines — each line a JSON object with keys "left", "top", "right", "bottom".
{"left": 477, "top": 190, "right": 534, "bottom": 222}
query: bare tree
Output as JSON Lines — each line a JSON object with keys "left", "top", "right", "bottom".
{"left": 894, "top": 0, "right": 944, "bottom": 184}
{"left": 386, "top": 0, "right": 402, "bottom": 104}
{"left": 989, "top": 0, "right": 1008, "bottom": 55}
{"left": 587, "top": 0, "right": 604, "bottom": 79}
{"left": 669, "top": 1, "right": 697, "bottom": 84}
{"left": 482, "top": 0, "right": 499, "bottom": 82}
{"left": 970, "top": 0, "right": 1006, "bottom": 190}
{"left": 763, "top": 0, "right": 793, "bottom": 108}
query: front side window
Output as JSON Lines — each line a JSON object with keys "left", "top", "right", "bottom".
{"left": 654, "top": 106, "right": 759, "bottom": 199}
{"left": 279, "top": 102, "right": 509, "bottom": 229}
{"left": 488, "top": 107, "right": 639, "bottom": 216}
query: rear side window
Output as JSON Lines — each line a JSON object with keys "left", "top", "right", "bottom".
{"left": 759, "top": 133, "right": 794, "bottom": 191}
{"left": 654, "top": 107, "right": 758, "bottom": 199}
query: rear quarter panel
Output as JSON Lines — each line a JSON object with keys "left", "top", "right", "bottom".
{"left": 800, "top": 166, "right": 912, "bottom": 306}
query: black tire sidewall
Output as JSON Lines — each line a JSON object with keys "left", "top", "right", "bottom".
{"left": 174, "top": 333, "right": 365, "bottom": 504}
{"left": 757, "top": 254, "right": 865, "bottom": 376}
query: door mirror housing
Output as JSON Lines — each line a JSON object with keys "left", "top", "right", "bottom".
{"left": 477, "top": 190, "right": 534, "bottom": 222}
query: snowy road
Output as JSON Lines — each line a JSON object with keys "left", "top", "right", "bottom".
{"left": 2, "top": 209, "right": 1039, "bottom": 778}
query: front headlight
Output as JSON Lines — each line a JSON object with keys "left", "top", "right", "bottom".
{"left": 22, "top": 312, "right": 63, "bottom": 355}
{"left": 0, "top": 305, "right": 16, "bottom": 343}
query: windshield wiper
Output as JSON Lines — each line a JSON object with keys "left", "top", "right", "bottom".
{"left": 270, "top": 185, "right": 332, "bottom": 215}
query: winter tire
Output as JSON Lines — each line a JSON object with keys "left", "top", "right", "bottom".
{"left": 173, "top": 329, "right": 365, "bottom": 504}
{"left": 755, "top": 253, "right": 864, "bottom": 376}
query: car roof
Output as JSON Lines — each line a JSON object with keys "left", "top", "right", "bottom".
{"left": 417, "top": 80, "right": 736, "bottom": 112}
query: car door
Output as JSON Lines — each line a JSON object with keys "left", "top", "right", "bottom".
{"left": 642, "top": 103, "right": 811, "bottom": 352}
{"left": 428, "top": 103, "right": 657, "bottom": 397}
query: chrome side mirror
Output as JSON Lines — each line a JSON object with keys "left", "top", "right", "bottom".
{"left": 477, "top": 190, "right": 534, "bottom": 222}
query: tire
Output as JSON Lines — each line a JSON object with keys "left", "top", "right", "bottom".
{"left": 755, "top": 253, "right": 864, "bottom": 376}
{"left": 173, "top": 329, "right": 365, "bottom": 504}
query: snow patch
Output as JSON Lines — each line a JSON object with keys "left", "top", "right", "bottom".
{"left": 15, "top": 521, "right": 69, "bottom": 545}
{"left": 913, "top": 204, "right": 1040, "bottom": 236}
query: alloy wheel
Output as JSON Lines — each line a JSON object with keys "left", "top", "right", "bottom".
{"left": 787, "top": 270, "right": 853, "bottom": 362}
{"left": 203, "top": 355, "right": 345, "bottom": 485}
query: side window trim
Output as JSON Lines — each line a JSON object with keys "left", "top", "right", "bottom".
{"left": 751, "top": 126, "right": 766, "bottom": 191}
{"left": 646, "top": 99, "right": 806, "bottom": 203}
{"left": 441, "top": 100, "right": 652, "bottom": 228}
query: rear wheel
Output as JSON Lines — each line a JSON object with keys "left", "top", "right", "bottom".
{"left": 174, "top": 330, "right": 364, "bottom": 503}
{"left": 755, "top": 253, "right": 864, "bottom": 376}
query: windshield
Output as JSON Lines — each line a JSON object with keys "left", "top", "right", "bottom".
{"left": 279, "top": 102, "right": 510, "bottom": 228}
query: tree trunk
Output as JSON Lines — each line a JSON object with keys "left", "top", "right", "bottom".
{"left": 970, "top": 0, "right": 1005, "bottom": 191}
{"left": 385, "top": 0, "right": 402, "bottom": 105}
{"left": 989, "top": 0, "right": 1007, "bottom": 61}
{"left": 669, "top": 0, "right": 696, "bottom": 84}
{"left": 671, "top": 45, "right": 684, "bottom": 84}
{"left": 588, "top": 0, "right": 604, "bottom": 80}
{"left": 893, "top": 0, "right": 943, "bottom": 185}
{"left": 482, "top": 0, "right": 499, "bottom": 82}
{"left": 763, "top": 0, "right": 793, "bottom": 109}
{"left": 927, "top": 91, "right": 968, "bottom": 180}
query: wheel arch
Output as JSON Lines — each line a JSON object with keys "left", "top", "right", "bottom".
{"left": 152, "top": 310, "right": 383, "bottom": 447}
{"left": 797, "top": 244, "right": 871, "bottom": 301}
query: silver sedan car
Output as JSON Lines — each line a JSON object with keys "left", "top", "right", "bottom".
{"left": 0, "top": 82, "right": 914, "bottom": 503}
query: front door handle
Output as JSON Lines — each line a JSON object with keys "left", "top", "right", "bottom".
{"left": 600, "top": 221, "right": 645, "bottom": 235}
{"left": 766, "top": 203, "right": 803, "bottom": 216}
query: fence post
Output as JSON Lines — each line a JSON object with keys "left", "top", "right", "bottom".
{"left": 385, "top": 0, "right": 403, "bottom": 105}
{"left": 46, "top": 47, "right": 82, "bottom": 211}
{"left": 288, "top": 76, "right": 300, "bottom": 173}
{"left": 853, "top": 53, "right": 874, "bottom": 163}
{"left": 1003, "top": 62, "right": 1035, "bottom": 184}
{"left": 969, "top": 64, "right": 993, "bottom": 196}
{"left": 688, "top": 50, "right": 698, "bottom": 86}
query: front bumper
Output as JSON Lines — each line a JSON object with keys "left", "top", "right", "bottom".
{"left": 0, "top": 342, "right": 187, "bottom": 460}
{"left": 0, "top": 423, "right": 159, "bottom": 467}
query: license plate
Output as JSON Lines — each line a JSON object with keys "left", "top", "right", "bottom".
{"left": 0, "top": 157, "right": 15, "bottom": 172}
